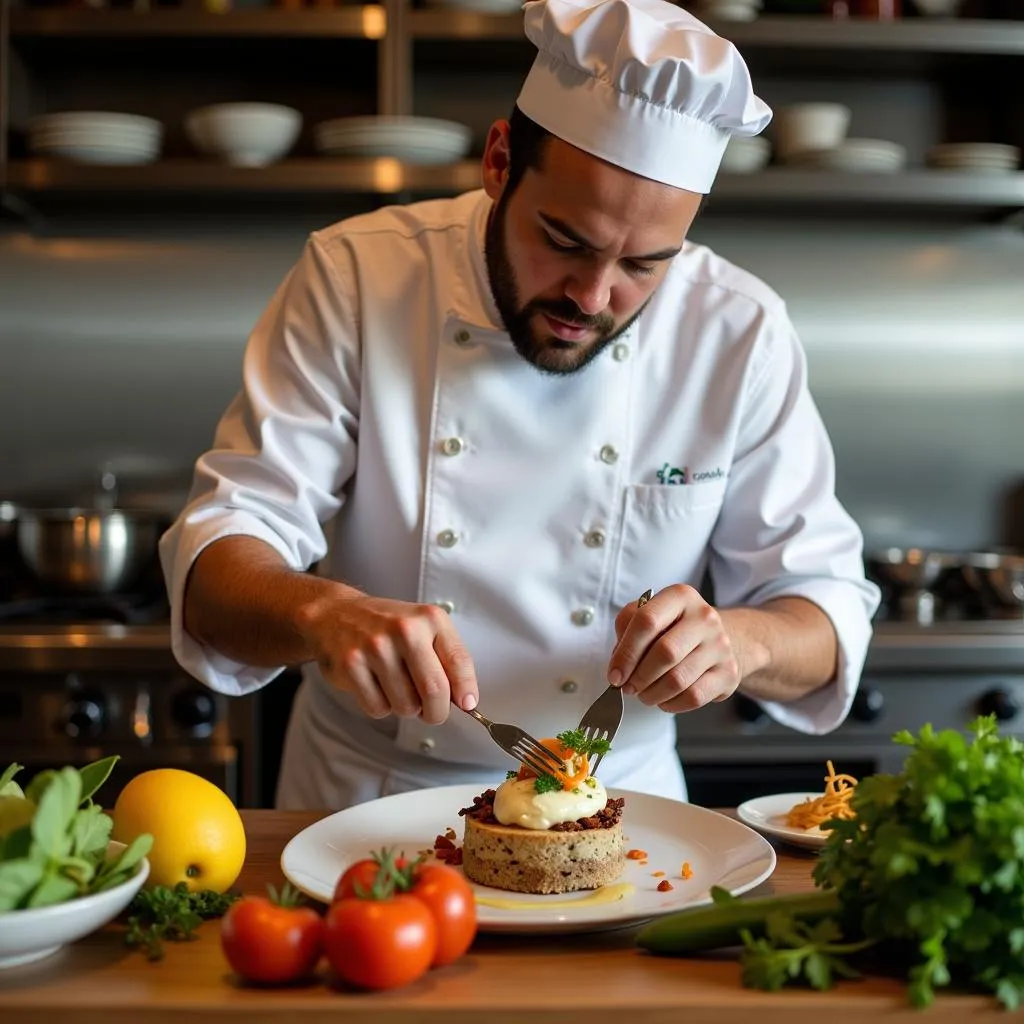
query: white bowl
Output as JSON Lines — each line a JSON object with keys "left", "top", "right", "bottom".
{"left": 773, "top": 103, "right": 852, "bottom": 163}
{"left": 185, "top": 102, "right": 302, "bottom": 167}
{"left": 0, "top": 842, "right": 150, "bottom": 969}
{"left": 910, "top": 0, "right": 963, "bottom": 14}
{"left": 720, "top": 135, "right": 771, "bottom": 173}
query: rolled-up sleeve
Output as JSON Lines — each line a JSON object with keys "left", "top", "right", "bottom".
{"left": 159, "top": 233, "right": 361, "bottom": 696}
{"left": 709, "top": 305, "right": 881, "bottom": 734}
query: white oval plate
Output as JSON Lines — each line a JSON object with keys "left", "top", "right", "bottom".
{"left": 735, "top": 792, "right": 835, "bottom": 850}
{"left": 281, "top": 783, "right": 776, "bottom": 934}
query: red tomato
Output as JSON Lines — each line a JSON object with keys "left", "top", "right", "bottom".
{"left": 220, "top": 894, "right": 323, "bottom": 985}
{"left": 323, "top": 894, "right": 437, "bottom": 990}
{"left": 333, "top": 855, "right": 409, "bottom": 902}
{"left": 409, "top": 863, "right": 477, "bottom": 967}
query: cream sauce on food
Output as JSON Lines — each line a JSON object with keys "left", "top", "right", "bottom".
{"left": 492, "top": 775, "right": 609, "bottom": 830}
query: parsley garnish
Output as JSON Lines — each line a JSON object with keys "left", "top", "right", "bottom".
{"left": 505, "top": 770, "right": 518, "bottom": 780}
{"left": 533, "top": 774, "right": 563, "bottom": 795}
{"left": 124, "top": 883, "right": 240, "bottom": 961}
{"left": 556, "top": 729, "right": 611, "bottom": 759}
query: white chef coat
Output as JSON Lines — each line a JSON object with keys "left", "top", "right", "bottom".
{"left": 159, "top": 188, "right": 880, "bottom": 811}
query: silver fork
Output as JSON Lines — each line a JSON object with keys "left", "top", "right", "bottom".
{"left": 459, "top": 706, "right": 567, "bottom": 778}
{"left": 576, "top": 588, "right": 653, "bottom": 777}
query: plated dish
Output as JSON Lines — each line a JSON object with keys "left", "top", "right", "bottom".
{"left": 281, "top": 776, "right": 776, "bottom": 933}
{"left": 737, "top": 761, "right": 859, "bottom": 851}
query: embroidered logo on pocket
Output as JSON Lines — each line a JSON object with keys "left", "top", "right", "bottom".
{"left": 656, "top": 463, "right": 726, "bottom": 485}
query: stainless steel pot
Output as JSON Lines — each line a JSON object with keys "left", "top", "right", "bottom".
{"left": 963, "top": 552, "right": 1024, "bottom": 616}
{"left": 15, "top": 508, "right": 166, "bottom": 595}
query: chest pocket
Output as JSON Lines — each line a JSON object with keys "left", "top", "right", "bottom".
{"left": 611, "top": 480, "right": 728, "bottom": 607}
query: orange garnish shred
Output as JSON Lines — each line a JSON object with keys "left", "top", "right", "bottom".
{"left": 626, "top": 849, "right": 647, "bottom": 860}
{"left": 681, "top": 861, "right": 693, "bottom": 879}
{"left": 657, "top": 880, "right": 674, "bottom": 892}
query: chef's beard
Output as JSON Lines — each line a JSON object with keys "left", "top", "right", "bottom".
{"left": 484, "top": 193, "right": 645, "bottom": 376}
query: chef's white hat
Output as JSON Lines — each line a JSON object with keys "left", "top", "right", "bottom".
{"left": 515, "top": 0, "right": 772, "bottom": 193}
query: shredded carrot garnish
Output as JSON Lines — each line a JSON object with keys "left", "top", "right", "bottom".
{"left": 681, "top": 861, "right": 693, "bottom": 880}
{"left": 652, "top": 870, "right": 665, "bottom": 877}
{"left": 785, "top": 760, "right": 858, "bottom": 831}
{"left": 657, "top": 880, "right": 674, "bottom": 892}
{"left": 626, "top": 849, "right": 647, "bottom": 860}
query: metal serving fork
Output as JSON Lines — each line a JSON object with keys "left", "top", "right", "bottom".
{"left": 576, "top": 588, "right": 653, "bottom": 777}
{"left": 459, "top": 706, "right": 567, "bottom": 778}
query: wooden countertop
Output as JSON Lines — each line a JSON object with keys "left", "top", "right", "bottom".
{"left": 0, "top": 810, "right": 1008, "bottom": 1023}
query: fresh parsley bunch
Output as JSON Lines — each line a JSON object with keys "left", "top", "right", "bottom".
{"left": 0, "top": 756, "right": 152, "bottom": 912}
{"left": 815, "top": 715, "right": 1024, "bottom": 1009}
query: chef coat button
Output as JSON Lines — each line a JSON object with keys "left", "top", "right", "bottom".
{"left": 599, "top": 444, "right": 619, "bottom": 465}
{"left": 571, "top": 607, "right": 595, "bottom": 627}
{"left": 435, "top": 599, "right": 456, "bottom": 614}
{"left": 454, "top": 329, "right": 472, "bottom": 346}
{"left": 437, "top": 529, "right": 459, "bottom": 548}
{"left": 419, "top": 737, "right": 436, "bottom": 753}
{"left": 584, "top": 529, "right": 606, "bottom": 549}
{"left": 612, "top": 343, "right": 630, "bottom": 362}
{"left": 560, "top": 679, "right": 578, "bottom": 694}
{"left": 440, "top": 437, "right": 465, "bottom": 456}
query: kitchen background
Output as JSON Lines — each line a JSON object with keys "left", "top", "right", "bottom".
{"left": 1, "top": 0, "right": 1022, "bottom": 809}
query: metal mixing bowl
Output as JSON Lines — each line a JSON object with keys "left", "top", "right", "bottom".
{"left": 16, "top": 508, "right": 165, "bottom": 595}
{"left": 963, "top": 552, "right": 1024, "bottom": 614}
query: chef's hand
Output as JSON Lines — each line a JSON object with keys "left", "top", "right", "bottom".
{"left": 297, "top": 595, "right": 479, "bottom": 725}
{"left": 606, "top": 585, "right": 740, "bottom": 713}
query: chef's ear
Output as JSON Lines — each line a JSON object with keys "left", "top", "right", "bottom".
{"left": 481, "top": 119, "right": 512, "bottom": 202}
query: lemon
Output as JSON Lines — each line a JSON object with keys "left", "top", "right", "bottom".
{"left": 111, "top": 769, "right": 246, "bottom": 893}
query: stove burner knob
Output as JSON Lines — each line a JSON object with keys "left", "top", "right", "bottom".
{"left": 977, "top": 689, "right": 1019, "bottom": 723}
{"left": 172, "top": 688, "right": 218, "bottom": 732}
{"left": 61, "top": 691, "right": 106, "bottom": 740}
{"left": 733, "top": 695, "right": 766, "bottom": 724}
{"left": 851, "top": 687, "right": 884, "bottom": 723}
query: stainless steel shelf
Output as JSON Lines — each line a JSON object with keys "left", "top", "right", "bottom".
{"left": 5, "top": 157, "right": 483, "bottom": 195}
{"left": 410, "top": 12, "right": 1024, "bottom": 55}
{"left": 7, "top": 162, "right": 1024, "bottom": 217}
{"left": 8, "top": 5, "right": 387, "bottom": 39}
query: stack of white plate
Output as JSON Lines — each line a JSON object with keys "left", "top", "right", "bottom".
{"left": 789, "top": 138, "right": 907, "bottom": 174}
{"left": 314, "top": 116, "right": 472, "bottom": 165}
{"left": 27, "top": 111, "right": 163, "bottom": 165}
{"left": 425, "top": 0, "right": 522, "bottom": 12}
{"left": 926, "top": 143, "right": 1020, "bottom": 175}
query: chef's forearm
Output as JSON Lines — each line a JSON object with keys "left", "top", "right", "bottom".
{"left": 718, "top": 597, "right": 838, "bottom": 703}
{"left": 183, "top": 535, "right": 360, "bottom": 667}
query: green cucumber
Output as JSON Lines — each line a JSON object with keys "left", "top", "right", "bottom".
{"left": 636, "top": 888, "right": 841, "bottom": 955}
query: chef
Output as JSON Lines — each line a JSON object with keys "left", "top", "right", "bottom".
{"left": 160, "top": 0, "right": 880, "bottom": 810}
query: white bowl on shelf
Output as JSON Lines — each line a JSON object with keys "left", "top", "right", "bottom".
{"left": 314, "top": 116, "right": 472, "bottom": 165}
{"left": 691, "top": 0, "right": 762, "bottom": 21}
{"left": 773, "top": 103, "right": 852, "bottom": 164}
{"left": 185, "top": 103, "right": 302, "bottom": 167}
{"left": 720, "top": 135, "right": 771, "bottom": 173}
{"left": 0, "top": 842, "right": 150, "bottom": 970}
{"left": 910, "top": 0, "right": 963, "bottom": 15}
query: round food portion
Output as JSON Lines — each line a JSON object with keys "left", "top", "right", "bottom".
{"left": 460, "top": 789, "right": 626, "bottom": 895}
{"left": 493, "top": 776, "right": 609, "bottom": 830}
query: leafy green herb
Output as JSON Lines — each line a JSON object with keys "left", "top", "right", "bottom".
{"left": 533, "top": 774, "right": 563, "bottom": 795}
{"left": 505, "top": 770, "right": 519, "bottom": 780}
{"left": 0, "top": 756, "right": 153, "bottom": 912}
{"left": 555, "top": 729, "right": 612, "bottom": 759}
{"left": 813, "top": 715, "right": 1024, "bottom": 1009}
{"left": 738, "top": 913, "right": 873, "bottom": 992}
{"left": 124, "top": 882, "right": 241, "bottom": 961}
{"left": 725, "top": 716, "right": 1024, "bottom": 1010}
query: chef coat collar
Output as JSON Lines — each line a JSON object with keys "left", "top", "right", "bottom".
{"left": 451, "top": 189, "right": 507, "bottom": 335}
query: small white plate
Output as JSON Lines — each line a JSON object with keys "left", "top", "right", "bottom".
{"left": 736, "top": 792, "right": 834, "bottom": 850}
{"left": 281, "top": 784, "right": 776, "bottom": 934}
